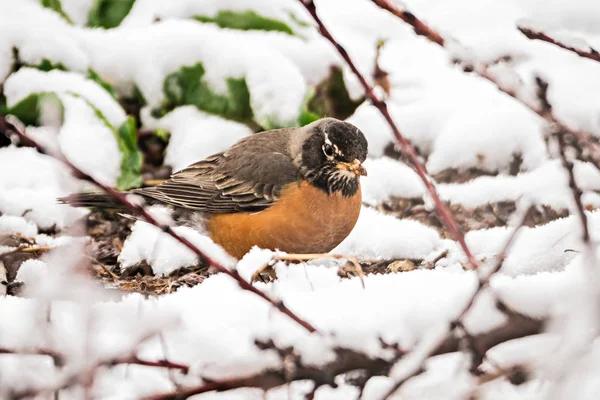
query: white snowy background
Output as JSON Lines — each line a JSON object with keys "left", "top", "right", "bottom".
{"left": 1, "top": 0, "right": 600, "bottom": 399}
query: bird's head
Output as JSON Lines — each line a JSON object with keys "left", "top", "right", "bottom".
{"left": 296, "top": 118, "right": 368, "bottom": 197}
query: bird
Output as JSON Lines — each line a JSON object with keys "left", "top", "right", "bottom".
{"left": 60, "top": 118, "right": 368, "bottom": 260}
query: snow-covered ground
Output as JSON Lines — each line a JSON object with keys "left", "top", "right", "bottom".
{"left": 1, "top": 0, "right": 600, "bottom": 399}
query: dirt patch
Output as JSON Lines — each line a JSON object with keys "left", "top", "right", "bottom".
{"left": 377, "top": 197, "right": 571, "bottom": 237}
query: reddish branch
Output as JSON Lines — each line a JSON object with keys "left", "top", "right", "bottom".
{"left": 299, "top": 0, "right": 479, "bottom": 271}
{"left": 371, "top": 0, "right": 444, "bottom": 46}
{"left": 143, "top": 311, "right": 543, "bottom": 400}
{"left": 518, "top": 26, "right": 600, "bottom": 64}
{"left": 0, "top": 116, "right": 317, "bottom": 334}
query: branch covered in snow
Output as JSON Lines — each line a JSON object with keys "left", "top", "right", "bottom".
{"left": 0, "top": 115, "right": 318, "bottom": 334}
{"left": 537, "top": 77, "right": 593, "bottom": 243}
{"left": 369, "top": 0, "right": 600, "bottom": 174}
{"left": 144, "top": 310, "right": 543, "bottom": 400}
{"left": 518, "top": 26, "right": 600, "bottom": 64}
{"left": 299, "top": 0, "right": 480, "bottom": 271}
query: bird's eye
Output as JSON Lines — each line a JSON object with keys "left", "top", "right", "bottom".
{"left": 322, "top": 144, "right": 334, "bottom": 158}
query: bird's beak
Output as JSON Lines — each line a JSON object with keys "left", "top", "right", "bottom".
{"left": 338, "top": 159, "right": 367, "bottom": 176}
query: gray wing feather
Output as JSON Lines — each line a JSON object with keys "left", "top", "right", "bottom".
{"left": 134, "top": 130, "right": 299, "bottom": 213}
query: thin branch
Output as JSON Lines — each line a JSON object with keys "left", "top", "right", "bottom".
{"left": 0, "top": 115, "right": 317, "bottom": 334}
{"left": 299, "top": 0, "right": 479, "bottom": 271}
{"left": 370, "top": 0, "right": 444, "bottom": 46}
{"left": 110, "top": 355, "right": 189, "bottom": 373}
{"left": 518, "top": 26, "right": 600, "bottom": 64}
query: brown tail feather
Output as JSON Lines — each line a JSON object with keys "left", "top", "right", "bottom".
{"left": 58, "top": 192, "right": 128, "bottom": 209}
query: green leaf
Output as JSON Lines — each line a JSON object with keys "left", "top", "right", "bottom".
{"left": 298, "top": 109, "right": 320, "bottom": 127}
{"left": 66, "top": 93, "right": 142, "bottom": 190}
{"left": 154, "top": 128, "right": 169, "bottom": 142}
{"left": 35, "top": 59, "right": 67, "bottom": 72}
{"left": 115, "top": 116, "right": 143, "bottom": 190}
{"left": 88, "top": 0, "right": 135, "bottom": 29}
{"left": 155, "top": 62, "right": 253, "bottom": 123}
{"left": 40, "top": 0, "right": 73, "bottom": 24}
{"left": 86, "top": 68, "right": 118, "bottom": 99}
{"left": 0, "top": 91, "right": 7, "bottom": 116}
{"left": 5, "top": 92, "right": 64, "bottom": 127}
{"left": 194, "top": 10, "right": 294, "bottom": 35}
{"left": 133, "top": 85, "right": 147, "bottom": 107}
{"left": 297, "top": 86, "right": 321, "bottom": 127}
{"left": 308, "top": 66, "right": 364, "bottom": 120}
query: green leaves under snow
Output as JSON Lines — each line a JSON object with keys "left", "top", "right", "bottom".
{"left": 115, "top": 116, "right": 143, "bottom": 190}
{"left": 69, "top": 95, "right": 142, "bottom": 190}
{"left": 3, "top": 91, "right": 142, "bottom": 190}
{"left": 88, "top": 0, "right": 135, "bottom": 29}
{"left": 194, "top": 10, "right": 295, "bottom": 35}
{"left": 0, "top": 92, "right": 64, "bottom": 127}
{"left": 153, "top": 62, "right": 253, "bottom": 123}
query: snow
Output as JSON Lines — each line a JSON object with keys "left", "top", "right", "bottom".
{"left": 0, "top": 147, "right": 85, "bottom": 229}
{"left": 333, "top": 207, "right": 442, "bottom": 260}
{"left": 0, "top": 215, "right": 38, "bottom": 237}
{"left": 118, "top": 206, "right": 236, "bottom": 276}
{"left": 0, "top": 1, "right": 88, "bottom": 81}
{"left": 1, "top": 0, "right": 600, "bottom": 398}
{"left": 361, "top": 157, "right": 426, "bottom": 205}
{"left": 4, "top": 68, "right": 126, "bottom": 128}
{"left": 80, "top": 20, "right": 308, "bottom": 127}
{"left": 439, "top": 160, "right": 600, "bottom": 210}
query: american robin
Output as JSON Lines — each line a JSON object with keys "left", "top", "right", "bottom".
{"left": 60, "top": 118, "right": 368, "bottom": 259}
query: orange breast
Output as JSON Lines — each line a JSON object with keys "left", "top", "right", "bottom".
{"left": 208, "top": 181, "right": 362, "bottom": 259}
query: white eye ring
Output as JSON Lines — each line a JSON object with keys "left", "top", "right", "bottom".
{"left": 322, "top": 143, "right": 335, "bottom": 158}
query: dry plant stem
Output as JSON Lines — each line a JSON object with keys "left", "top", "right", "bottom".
{"left": 299, "top": 0, "right": 478, "bottom": 271}
{"left": 380, "top": 205, "right": 534, "bottom": 400}
{"left": 252, "top": 253, "right": 365, "bottom": 287}
{"left": 557, "top": 134, "right": 591, "bottom": 241}
{"left": 144, "top": 310, "right": 543, "bottom": 400}
{"left": 518, "top": 26, "right": 600, "bottom": 63}
{"left": 370, "top": 0, "right": 444, "bottom": 46}
{"left": 369, "top": 1, "right": 600, "bottom": 172}
{"left": 0, "top": 116, "right": 317, "bottom": 334}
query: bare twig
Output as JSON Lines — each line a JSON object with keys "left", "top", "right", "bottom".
{"left": 110, "top": 355, "right": 189, "bottom": 373}
{"left": 0, "top": 115, "right": 317, "bottom": 334}
{"left": 143, "top": 310, "right": 543, "bottom": 400}
{"left": 299, "top": 0, "right": 479, "bottom": 271}
{"left": 518, "top": 26, "right": 600, "bottom": 64}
